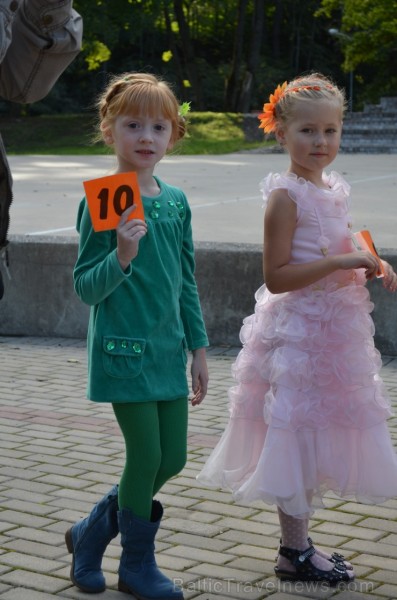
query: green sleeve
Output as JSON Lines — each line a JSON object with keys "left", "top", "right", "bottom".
{"left": 73, "top": 199, "right": 132, "bottom": 306}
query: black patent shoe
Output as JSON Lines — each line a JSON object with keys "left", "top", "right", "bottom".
{"left": 276, "top": 537, "right": 353, "bottom": 570}
{"left": 274, "top": 545, "right": 353, "bottom": 586}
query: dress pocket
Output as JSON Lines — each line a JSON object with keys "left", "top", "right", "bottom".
{"left": 102, "top": 336, "right": 146, "bottom": 379}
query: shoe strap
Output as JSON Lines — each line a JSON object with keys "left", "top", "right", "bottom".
{"left": 308, "top": 536, "right": 346, "bottom": 562}
{"left": 279, "top": 544, "right": 315, "bottom": 566}
{"left": 295, "top": 545, "right": 316, "bottom": 565}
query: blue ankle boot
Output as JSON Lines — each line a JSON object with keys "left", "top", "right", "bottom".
{"left": 65, "top": 484, "right": 119, "bottom": 593}
{"left": 118, "top": 501, "right": 184, "bottom": 599}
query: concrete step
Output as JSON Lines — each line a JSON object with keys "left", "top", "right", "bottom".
{"left": 341, "top": 97, "right": 397, "bottom": 153}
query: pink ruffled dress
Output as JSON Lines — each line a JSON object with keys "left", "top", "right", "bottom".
{"left": 198, "top": 171, "right": 397, "bottom": 518}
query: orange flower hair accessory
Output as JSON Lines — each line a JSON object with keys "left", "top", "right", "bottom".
{"left": 258, "top": 81, "right": 287, "bottom": 133}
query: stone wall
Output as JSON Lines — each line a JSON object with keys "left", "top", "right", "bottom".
{"left": 1, "top": 236, "right": 397, "bottom": 356}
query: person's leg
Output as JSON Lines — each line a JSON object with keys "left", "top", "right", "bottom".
{"left": 276, "top": 508, "right": 354, "bottom": 583}
{"left": 277, "top": 509, "right": 311, "bottom": 572}
{"left": 65, "top": 485, "right": 119, "bottom": 593}
{"left": 66, "top": 399, "right": 162, "bottom": 593}
{"left": 113, "top": 401, "right": 162, "bottom": 520}
{"left": 153, "top": 397, "right": 188, "bottom": 494}
{"left": 304, "top": 491, "right": 353, "bottom": 569}
{"left": 113, "top": 396, "right": 189, "bottom": 510}
{"left": 114, "top": 399, "right": 186, "bottom": 599}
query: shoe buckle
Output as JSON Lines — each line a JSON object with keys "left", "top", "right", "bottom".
{"left": 298, "top": 546, "right": 315, "bottom": 563}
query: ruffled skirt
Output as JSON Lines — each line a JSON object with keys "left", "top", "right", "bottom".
{"left": 198, "top": 280, "right": 397, "bottom": 517}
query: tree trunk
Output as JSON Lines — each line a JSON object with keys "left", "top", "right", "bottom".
{"left": 172, "top": 0, "right": 203, "bottom": 109}
{"left": 237, "top": 0, "right": 265, "bottom": 112}
{"left": 272, "top": 0, "right": 283, "bottom": 60}
{"left": 163, "top": 2, "right": 185, "bottom": 95}
{"left": 224, "top": 0, "right": 249, "bottom": 111}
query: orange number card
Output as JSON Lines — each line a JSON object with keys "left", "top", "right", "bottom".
{"left": 353, "top": 229, "right": 385, "bottom": 278}
{"left": 83, "top": 172, "right": 145, "bottom": 232}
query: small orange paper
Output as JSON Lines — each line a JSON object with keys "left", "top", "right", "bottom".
{"left": 353, "top": 229, "right": 385, "bottom": 278}
{"left": 83, "top": 172, "right": 144, "bottom": 232}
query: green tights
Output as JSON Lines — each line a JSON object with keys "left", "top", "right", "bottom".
{"left": 112, "top": 397, "right": 188, "bottom": 520}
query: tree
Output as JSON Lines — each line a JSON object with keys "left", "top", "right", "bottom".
{"left": 318, "top": 0, "right": 397, "bottom": 99}
{"left": 224, "top": 0, "right": 267, "bottom": 112}
{"left": 7, "top": 0, "right": 394, "bottom": 116}
{"left": 225, "top": 0, "right": 249, "bottom": 111}
{"left": 162, "top": 0, "right": 204, "bottom": 107}
{"left": 238, "top": 0, "right": 265, "bottom": 112}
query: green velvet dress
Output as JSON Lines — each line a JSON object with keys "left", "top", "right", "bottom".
{"left": 74, "top": 176, "right": 209, "bottom": 403}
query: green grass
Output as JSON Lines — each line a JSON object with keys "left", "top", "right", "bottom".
{"left": 1, "top": 112, "right": 271, "bottom": 155}
{"left": 178, "top": 111, "right": 267, "bottom": 154}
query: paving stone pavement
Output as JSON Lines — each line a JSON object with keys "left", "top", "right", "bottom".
{"left": 0, "top": 336, "right": 397, "bottom": 600}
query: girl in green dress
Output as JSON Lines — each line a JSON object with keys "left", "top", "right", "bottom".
{"left": 65, "top": 72, "right": 209, "bottom": 599}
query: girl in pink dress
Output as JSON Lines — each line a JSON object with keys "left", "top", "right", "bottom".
{"left": 198, "top": 73, "right": 397, "bottom": 585}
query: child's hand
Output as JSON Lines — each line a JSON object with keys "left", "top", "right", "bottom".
{"left": 116, "top": 205, "right": 147, "bottom": 270}
{"left": 381, "top": 260, "right": 397, "bottom": 292}
{"left": 190, "top": 347, "right": 208, "bottom": 406}
{"left": 337, "top": 251, "right": 379, "bottom": 280}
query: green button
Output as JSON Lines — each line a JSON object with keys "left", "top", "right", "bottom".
{"left": 106, "top": 341, "right": 116, "bottom": 351}
{"left": 121, "top": 340, "right": 128, "bottom": 349}
{"left": 132, "top": 343, "right": 142, "bottom": 354}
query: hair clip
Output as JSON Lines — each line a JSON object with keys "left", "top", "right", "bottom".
{"left": 258, "top": 81, "right": 287, "bottom": 133}
{"left": 179, "top": 102, "right": 191, "bottom": 118}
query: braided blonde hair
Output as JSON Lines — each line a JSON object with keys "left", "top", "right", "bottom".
{"left": 259, "top": 73, "right": 346, "bottom": 135}
{"left": 276, "top": 73, "right": 346, "bottom": 127}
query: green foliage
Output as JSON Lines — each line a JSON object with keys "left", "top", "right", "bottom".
{"left": 4, "top": 0, "right": 395, "bottom": 116}
{"left": 0, "top": 114, "right": 98, "bottom": 154}
{"left": 317, "top": 0, "right": 397, "bottom": 99}
{"left": 85, "top": 41, "right": 111, "bottom": 71}
{"left": 182, "top": 112, "right": 266, "bottom": 154}
{"left": 0, "top": 113, "right": 268, "bottom": 155}
{"left": 66, "top": 0, "right": 356, "bottom": 111}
